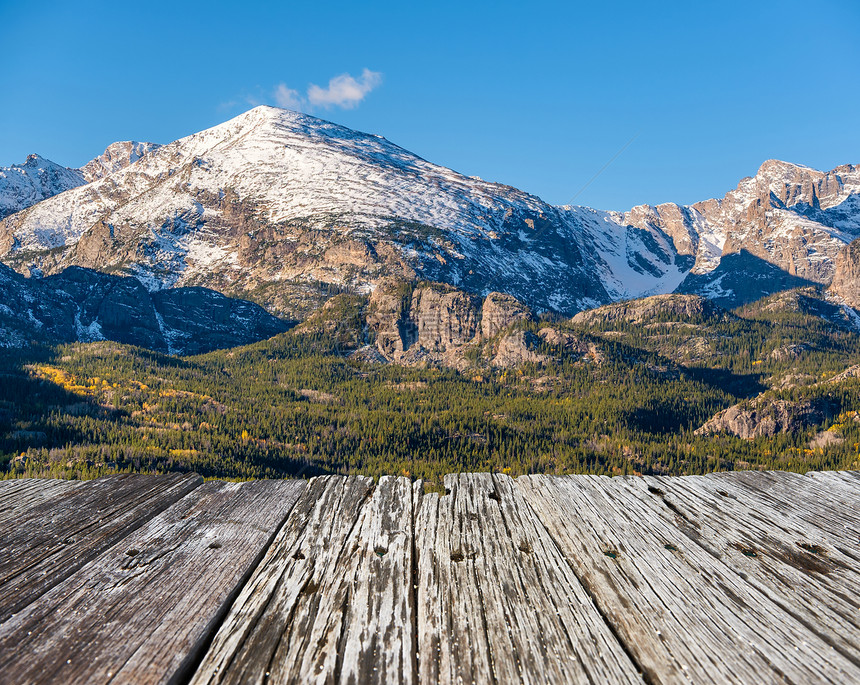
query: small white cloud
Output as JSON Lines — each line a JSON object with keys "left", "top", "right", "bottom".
{"left": 307, "top": 69, "right": 382, "bottom": 109}
{"left": 273, "top": 83, "right": 304, "bottom": 110}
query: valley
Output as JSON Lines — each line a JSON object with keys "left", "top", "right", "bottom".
{"left": 2, "top": 106, "right": 860, "bottom": 486}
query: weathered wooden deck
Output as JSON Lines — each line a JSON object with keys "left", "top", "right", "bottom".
{"left": 0, "top": 470, "right": 858, "bottom": 684}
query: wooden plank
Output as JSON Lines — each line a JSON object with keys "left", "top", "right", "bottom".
{"left": 518, "top": 474, "right": 860, "bottom": 684}
{"left": 0, "top": 478, "right": 305, "bottom": 685}
{"left": 0, "top": 478, "right": 84, "bottom": 516}
{"left": 0, "top": 472, "right": 202, "bottom": 621}
{"left": 628, "top": 473, "right": 860, "bottom": 671}
{"left": 807, "top": 469, "right": 860, "bottom": 492}
{"left": 702, "top": 471, "right": 860, "bottom": 549}
{"left": 415, "top": 473, "right": 642, "bottom": 685}
{"left": 191, "top": 474, "right": 416, "bottom": 685}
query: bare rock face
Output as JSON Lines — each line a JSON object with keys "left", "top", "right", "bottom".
{"left": 366, "top": 280, "right": 538, "bottom": 367}
{"left": 695, "top": 398, "right": 824, "bottom": 439}
{"left": 366, "top": 279, "right": 415, "bottom": 358}
{"left": 491, "top": 330, "right": 549, "bottom": 368}
{"left": 535, "top": 327, "right": 606, "bottom": 364}
{"left": 571, "top": 294, "right": 724, "bottom": 326}
{"left": 828, "top": 239, "right": 860, "bottom": 308}
{"left": 411, "top": 285, "right": 481, "bottom": 350}
{"left": 480, "top": 292, "right": 533, "bottom": 340}
{"left": 367, "top": 280, "right": 481, "bottom": 364}
{"left": 620, "top": 160, "right": 860, "bottom": 307}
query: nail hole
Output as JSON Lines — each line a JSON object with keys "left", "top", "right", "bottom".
{"left": 63, "top": 537, "right": 75, "bottom": 544}
{"left": 733, "top": 543, "right": 758, "bottom": 557}
{"left": 451, "top": 551, "right": 465, "bottom": 562}
{"left": 717, "top": 490, "right": 730, "bottom": 497}
{"left": 518, "top": 541, "right": 532, "bottom": 554}
{"left": 647, "top": 486, "right": 664, "bottom": 496}
{"left": 444, "top": 488, "right": 451, "bottom": 496}
{"left": 797, "top": 542, "right": 827, "bottom": 556}
{"left": 208, "top": 542, "right": 222, "bottom": 550}
{"left": 126, "top": 549, "right": 140, "bottom": 557}
{"left": 488, "top": 490, "right": 500, "bottom": 502}
{"left": 293, "top": 551, "right": 305, "bottom": 560}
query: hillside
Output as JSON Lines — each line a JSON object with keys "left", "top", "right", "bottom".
{"left": 4, "top": 284, "right": 860, "bottom": 484}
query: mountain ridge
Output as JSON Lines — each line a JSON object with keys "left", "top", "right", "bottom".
{"left": 1, "top": 106, "right": 858, "bottom": 319}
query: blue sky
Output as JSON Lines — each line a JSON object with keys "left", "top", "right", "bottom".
{"left": 1, "top": 0, "right": 858, "bottom": 210}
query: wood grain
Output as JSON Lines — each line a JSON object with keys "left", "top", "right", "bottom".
{"left": 191, "top": 474, "right": 416, "bottom": 685}
{"left": 415, "top": 473, "right": 643, "bottom": 685}
{"left": 0, "top": 472, "right": 202, "bottom": 622}
{"left": 0, "top": 479, "right": 305, "bottom": 685}
{"left": 1, "top": 470, "right": 858, "bottom": 684}
{"left": 518, "top": 473, "right": 860, "bottom": 684}
{"left": 635, "top": 472, "right": 860, "bottom": 670}
{"left": 0, "top": 478, "right": 84, "bottom": 517}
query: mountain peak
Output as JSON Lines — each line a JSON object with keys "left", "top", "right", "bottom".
{"left": 755, "top": 159, "right": 820, "bottom": 179}
{"left": 80, "top": 140, "right": 161, "bottom": 182}
{"left": 2, "top": 107, "right": 859, "bottom": 319}
{"left": 23, "top": 153, "right": 47, "bottom": 167}
{"left": 0, "top": 154, "right": 86, "bottom": 220}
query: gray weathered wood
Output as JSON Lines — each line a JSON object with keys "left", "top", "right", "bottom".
{"left": 0, "top": 479, "right": 305, "bottom": 685}
{"left": 0, "top": 472, "right": 202, "bottom": 621}
{"left": 702, "top": 470, "right": 860, "bottom": 550}
{"left": 415, "top": 473, "right": 643, "bottom": 685}
{"left": 518, "top": 473, "right": 860, "bottom": 684}
{"left": 191, "top": 474, "right": 416, "bottom": 685}
{"left": 0, "top": 478, "right": 84, "bottom": 517}
{"left": 630, "top": 473, "right": 860, "bottom": 670}
{"left": 1, "top": 470, "right": 858, "bottom": 684}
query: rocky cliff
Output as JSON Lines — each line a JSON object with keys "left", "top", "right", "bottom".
{"left": 695, "top": 398, "right": 826, "bottom": 439}
{"left": 829, "top": 238, "right": 860, "bottom": 308}
{"left": 570, "top": 294, "right": 727, "bottom": 327}
{"left": 614, "top": 161, "right": 860, "bottom": 307}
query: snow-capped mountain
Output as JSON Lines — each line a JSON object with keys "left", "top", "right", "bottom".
{"left": 0, "top": 155, "right": 86, "bottom": 220}
{"left": 0, "top": 141, "right": 161, "bottom": 220}
{"left": 0, "top": 106, "right": 858, "bottom": 316}
{"left": 611, "top": 160, "right": 860, "bottom": 306}
{"left": 0, "top": 107, "right": 617, "bottom": 315}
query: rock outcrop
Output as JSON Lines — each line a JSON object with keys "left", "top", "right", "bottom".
{"left": 615, "top": 161, "right": 860, "bottom": 307}
{"left": 828, "top": 239, "right": 860, "bottom": 308}
{"left": 481, "top": 292, "right": 533, "bottom": 339}
{"left": 571, "top": 294, "right": 726, "bottom": 327}
{"left": 491, "top": 330, "right": 549, "bottom": 368}
{"left": 364, "top": 280, "right": 537, "bottom": 367}
{"left": 695, "top": 397, "right": 825, "bottom": 439}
